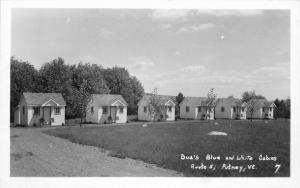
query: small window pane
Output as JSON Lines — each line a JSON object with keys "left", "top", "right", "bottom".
{"left": 103, "top": 107, "right": 108, "bottom": 114}
{"left": 186, "top": 106, "right": 189, "bottom": 112}
{"left": 119, "top": 107, "right": 124, "bottom": 113}
{"left": 54, "top": 107, "right": 61, "bottom": 115}
{"left": 168, "top": 106, "right": 172, "bottom": 112}
{"left": 33, "top": 107, "right": 40, "bottom": 115}
{"left": 221, "top": 107, "right": 225, "bottom": 112}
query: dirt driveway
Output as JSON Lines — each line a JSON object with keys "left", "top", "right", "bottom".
{"left": 10, "top": 127, "right": 182, "bottom": 177}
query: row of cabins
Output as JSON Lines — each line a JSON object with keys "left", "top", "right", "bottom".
{"left": 14, "top": 93, "right": 276, "bottom": 126}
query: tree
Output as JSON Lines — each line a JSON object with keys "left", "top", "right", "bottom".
{"left": 147, "top": 88, "right": 163, "bottom": 123}
{"left": 69, "top": 63, "right": 110, "bottom": 118}
{"left": 285, "top": 98, "right": 290, "bottom": 119}
{"left": 242, "top": 90, "right": 266, "bottom": 126}
{"left": 175, "top": 92, "right": 184, "bottom": 118}
{"left": 274, "top": 98, "right": 290, "bottom": 119}
{"left": 242, "top": 90, "right": 265, "bottom": 103}
{"left": 74, "top": 80, "right": 92, "bottom": 127}
{"left": 129, "top": 76, "right": 145, "bottom": 114}
{"left": 246, "top": 98, "right": 261, "bottom": 126}
{"left": 38, "top": 58, "right": 76, "bottom": 118}
{"left": 204, "top": 88, "right": 217, "bottom": 123}
{"left": 10, "top": 57, "right": 40, "bottom": 121}
{"left": 102, "top": 67, "right": 144, "bottom": 115}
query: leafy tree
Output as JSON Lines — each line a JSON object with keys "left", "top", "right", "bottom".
{"left": 38, "top": 58, "right": 76, "bottom": 118}
{"left": 74, "top": 80, "right": 92, "bottom": 127}
{"left": 147, "top": 88, "right": 163, "bottom": 123}
{"left": 175, "top": 92, "right": 184, "bottom": 117}
{"left": 129, "top": 76, "right": 145, "bottom": 114}
{"left": 242, "top": 90, "right": 267, "bottom": 125}
{"left": 102, "top": 67, "right": 144, "bottom": 115}
{"left": 204, "top": 88, "right": 217, "bottom": 121}
{"left": 274, "top": 98, "right": 290, "bottom": 119}
{"left": 69, "top": 63, "right": 110, "bottom": 118}
{"left": 10, "top": 57, "right": 39, "bottom": 121}
{"left": 242, "top": 90, "right": 265, "bottom": 103}
{"left": 285, "top": 98, "right": 290, "bottom": 119}
{"left": 70, "top": 63, "right": 110, "bottom": 94}
{"left": 246, "top": 98, "right": 260, "bottom": 126}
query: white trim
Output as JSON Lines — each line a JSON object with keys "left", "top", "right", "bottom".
{"left": 41, "top": 99, "right": 60, "bottom": 106}
{"left": 111, "top": 99, "right": 126, "bottom": 106}
{"left": 164, "top": 99, "right": 175, "bottom": 106}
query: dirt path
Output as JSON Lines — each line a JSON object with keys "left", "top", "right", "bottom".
{"left": 10, "top": 127, "right": 182, "bottom": 177}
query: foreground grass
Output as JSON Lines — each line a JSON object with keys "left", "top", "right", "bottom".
{"left": 43, "top": 119, "right": 290, "bottom": 177}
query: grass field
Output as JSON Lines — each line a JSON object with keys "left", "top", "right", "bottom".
{"left": 43, "top": 119, "right": 290, "bottom": 177}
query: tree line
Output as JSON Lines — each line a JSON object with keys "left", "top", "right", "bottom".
{"left": 10, "top": 57, "right": 145, "bottom": 121}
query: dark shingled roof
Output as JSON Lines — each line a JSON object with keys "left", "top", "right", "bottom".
{"left": 23, "top": 92, "right": 66, "bottom": 106}
{"left": 90, "top": 94, "right": 128, "bottom": 106}
{"left": 138, "top": 94, "right": 175, "bottom": 106}
{"left": 216, "top": 98, "right": 245, "bottom": 107}
{"left": 180, "top": 96, "right": 217, "bottom": 106}
{"left": 256, "top": 99, "right": 275, "bottom": 107}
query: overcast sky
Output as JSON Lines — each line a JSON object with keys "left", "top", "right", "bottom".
{"left": 11, "top": 9, "right": 290, "bottom": 100}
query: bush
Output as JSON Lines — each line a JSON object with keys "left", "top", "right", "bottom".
{"left": 40, "top": 118, "right": 45, "bottom": 124}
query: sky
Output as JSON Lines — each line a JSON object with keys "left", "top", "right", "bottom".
{"left": 11, "top": 9, "right": 290, "bottom": 100}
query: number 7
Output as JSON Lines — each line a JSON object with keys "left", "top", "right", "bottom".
{"left": 274, "top": 164, "right": 281, "bottom": 174}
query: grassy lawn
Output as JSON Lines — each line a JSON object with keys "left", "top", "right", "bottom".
{"left": 43, "top": 119, "right": 290, "bottom": 177}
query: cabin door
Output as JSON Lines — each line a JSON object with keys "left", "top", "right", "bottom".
{"left": 43, "top": 107, "right": 51, "bottom": 125}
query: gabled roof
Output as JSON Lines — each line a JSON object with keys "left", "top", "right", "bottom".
{"left": 90, "top": 94, "right": 128, "bottom": 106}
{"left": 216, "top": 98, "right": 246, "bottom": 107}
{"left": 255, "top": 99, "right": 276, "bottom": 107}
{"left": 179, "top": 96, "right": 217, "bottom": 107}
{"left": 138, "top": 94, "right": 175, "bottom": 106}
{"left": 22, "top": 92, "right": 66, "bottom": 106}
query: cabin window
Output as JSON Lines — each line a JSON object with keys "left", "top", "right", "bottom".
{"left": 198, "top": 107, "right": 201, "bottom": 112}
{"left": 221, "top": 106, "right": 225, "bottom": 112}
{"left": 23, "top": 106, "right": 25, "bottom": 115}
{"left": 144, "top": 106, "right": 147, "bottom": 113}
{"left": 119, "top": 107, "right": 124, "bottom": 113}
{"left": 33, "top": 107, "right": 40, "bottom": 115}
{"left": 241, "top": 107, "right": 245, "bottom": 112}
{"left": 168, "top": 106, "right": 172, "bottom": 112}
{"left": 186, "top": 106, "right": 189, "bottom": 112}
{"left": 91, "top": 106, "right": 94, "bottom": 114}
{"left": 54, "top": 107, "right": 61, "bottom": 115}
{"left": 103, "top": 106, "right": 108, "bottom": 114}
{"left": 270, "top": 108, "right": 272, "bottom": 112}
{"left": 233, "top": 107, "right": 236, "bottom": 113}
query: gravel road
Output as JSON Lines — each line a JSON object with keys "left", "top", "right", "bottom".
{"left": 10, "top": 127, "right": 182, "bottom": 177}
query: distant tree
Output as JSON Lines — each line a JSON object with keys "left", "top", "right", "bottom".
{"left": 204, "top": 88, "right": 217, "bottom": 123}
{"left": 69, "top": 63, "right": 110, "bottom": 118}
{"left": 38, "top": 58, "right": 76, "bottom": 118}
{"left": 10, "top": 57, "right": 40, "bottom": 121}
{"left": 285, "top": 98, "right": 290, "bottom": 119}
{"left": 70, "top": 63, "right": 110, "bottom": 94}
{"left": 102, "top": 67, "right": 144, "bottom": 115}
{"left": 274, "top": 98, "right": 290, "bottom": 119}
{"left": 242, "top": 90, "right": 266, "bottom": 103}
{"left": 147, "top": 88, "right": 163, "bottom": 123}
{"left": 74, "top": 80, "right": 92, "bottom": 127}
{"left": 128, "top": 76, "right": 145, "bottom": 114}
{"left": 175, "top": 92, "right": 184, "bottom": 118}
{"left": 246, "top": 99, "right": 261, "bottom": 126}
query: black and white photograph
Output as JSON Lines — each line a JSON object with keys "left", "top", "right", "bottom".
{"left": 1, "top": 0, "right": 300, "bottom": 187}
